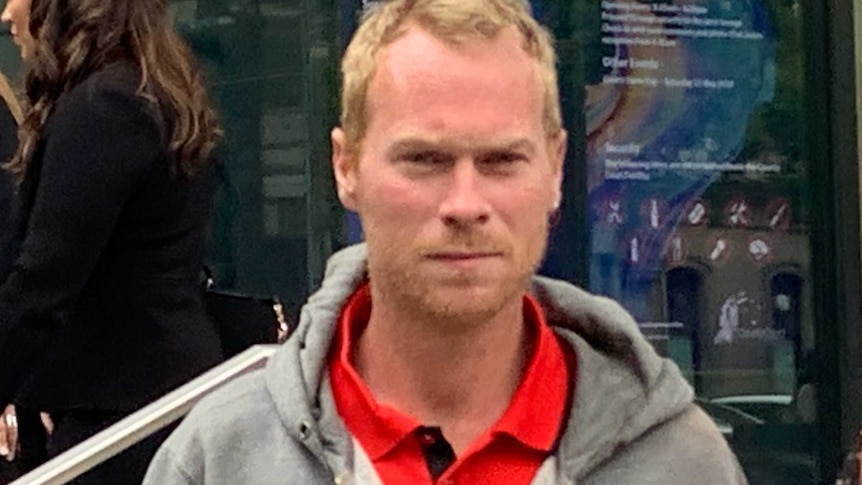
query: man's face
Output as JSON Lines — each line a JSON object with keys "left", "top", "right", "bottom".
{"left": 332, "top": 25, "right": 566, "bottom": 324}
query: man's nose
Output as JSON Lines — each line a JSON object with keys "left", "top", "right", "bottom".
{"left": 438, "top": 161, "right": 491, "bottom": 226}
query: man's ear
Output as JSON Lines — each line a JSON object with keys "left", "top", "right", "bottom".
{"left": 550, "top": 129, "right": 567, "bottom": 211}
{"left": 332, "top": 127, "right": 359, "bottom": 211}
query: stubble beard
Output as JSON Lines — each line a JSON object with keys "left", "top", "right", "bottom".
{"left": 365, "top": 228, "right": 548, "bottom": 329}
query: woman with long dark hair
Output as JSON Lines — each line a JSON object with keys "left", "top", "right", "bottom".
{"left": 0, "top": 0, "right": 224, "bottom": 481}
{"left": 0, "top": 68, "right": 48, "bottom": 485}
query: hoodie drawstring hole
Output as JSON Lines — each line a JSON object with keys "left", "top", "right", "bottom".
{"left": 299, "top": 422, "right": 312, "bottom": 440}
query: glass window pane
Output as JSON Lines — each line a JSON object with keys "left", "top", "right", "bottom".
{"left": 178, "top": 0, "right": 342, "bottom": 319}
{"left": 562, "top": 0, "right": 820, "bottom": 483}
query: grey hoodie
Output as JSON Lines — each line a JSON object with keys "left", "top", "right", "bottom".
{"left": 144, "top": 244, "right": 747, "bottom": 484}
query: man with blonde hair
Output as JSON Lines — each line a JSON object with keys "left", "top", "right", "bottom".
{"left": 145, "top": 1, "right": 747, "bottom": 483}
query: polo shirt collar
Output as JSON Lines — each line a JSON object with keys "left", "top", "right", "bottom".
{"left": 329, "top": 282, "right": 570, "bottom": 460}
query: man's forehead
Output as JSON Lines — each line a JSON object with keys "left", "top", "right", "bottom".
{"left": 366, "top": 25, "right": 543, "bottom": 113}
{"left": 376, "top": 23, "right": 534, "bottom": 81}
{"left": 354, "top": 23, "right": 549, "bottom": 154}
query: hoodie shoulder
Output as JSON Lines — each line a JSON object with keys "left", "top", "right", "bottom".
{"left": 529, "top": 276, "right": 713, "bottom": 480}
{"left": 160, "top": 370, "right": 276, "bottom": 456}
{"left": 146, "top": 370, "right": 330, "bottom": 485}
{"left": 144, "top": 371, "right": 270, "bottom": 484}
{"left": 530, "top": 275, "right": 665, "bottom": 387}
{"left": 582, "top": 405, "right": 748, "bottom": 485}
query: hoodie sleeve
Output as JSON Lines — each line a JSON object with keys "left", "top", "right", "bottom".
{"left": 671, "top": 406, "right": 749, "bottom": 484}
{"left": 581, "top": 404, "right": 749, "bottom": 485}
{"left": 144, "top": 437, "right": 200, "bottom": 485}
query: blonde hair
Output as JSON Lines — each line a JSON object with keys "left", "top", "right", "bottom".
{"left": 340, "top": 0, "right": 561, "bottom": 153}
{"left": 0, "top": 71, "right": 22, "bottom": 125}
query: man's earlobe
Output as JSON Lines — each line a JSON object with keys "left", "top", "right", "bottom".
{"left": 554, "top": 130, "right": 568, "bottom": 175}
{"left": 550, "top": 130, "right": 567, "bottom": 213}
{"left": 332, "top": 128, "right": 359, "bottom": 210}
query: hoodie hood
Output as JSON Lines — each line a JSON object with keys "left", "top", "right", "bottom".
{"left": 263, "top": 244, "right": 694, "bottom": 481}
{"left": 530, "top": 277, "right": 694, "bottom": 481}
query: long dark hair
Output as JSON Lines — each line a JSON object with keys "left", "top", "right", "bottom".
{"left": 6, "top": 0, "right": 222, "bottom": 183}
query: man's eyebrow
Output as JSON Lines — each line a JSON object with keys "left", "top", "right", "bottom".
{"left": 385, "top": 138, "right": 538, "bottom": 156}
{"left": 386, "top": 138, "right": 442, "bottom": 156}
{"left": 489, "top": 139, "right": 538, "bottom": 156}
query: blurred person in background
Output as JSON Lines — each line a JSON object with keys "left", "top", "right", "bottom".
{"left": 0, "top": 69, "right": 20, "bottom": 232}
{"left": 0, "top": 0, "right": 223, "bottom": 482}
{"left": 0, "top": 67, "right": 48, "bottom": 484}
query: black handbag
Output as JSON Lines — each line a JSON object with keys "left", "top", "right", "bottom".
{"left": 204, "top": 275, "right": 292, "bottom": 360}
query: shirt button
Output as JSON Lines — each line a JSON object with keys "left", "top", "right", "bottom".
{"left": 418, "top": 432, "right": 436, "bottom": 446}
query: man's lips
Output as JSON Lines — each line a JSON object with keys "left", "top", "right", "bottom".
{"left": 425, "top": 251, "right": 503, "bottom": 260}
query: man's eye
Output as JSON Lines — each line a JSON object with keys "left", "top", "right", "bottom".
{"left": 402, "top": 152, "right": 448, "bottom": 165}
{"left": 481, "top": 152, "right": 527, "bottom": 166}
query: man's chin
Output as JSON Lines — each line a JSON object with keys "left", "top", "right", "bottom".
{"left": 417, "top": 287, "right": 511, "bottom": 322}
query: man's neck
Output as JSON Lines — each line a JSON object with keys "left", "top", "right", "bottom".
{"left": 353, "top": 294, "right": 532, "bottom": 454}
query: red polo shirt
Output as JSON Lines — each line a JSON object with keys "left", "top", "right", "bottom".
{"left": 329, "top": 283, "right": 573, "bottom": 485}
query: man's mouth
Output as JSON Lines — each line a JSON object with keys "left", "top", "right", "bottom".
{"left": 425, "top": 251, "right": 503, "bottom": 261}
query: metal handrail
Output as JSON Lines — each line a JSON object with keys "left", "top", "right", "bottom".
{"left": 10, "top": 345, "right": 278, "bottom": 485}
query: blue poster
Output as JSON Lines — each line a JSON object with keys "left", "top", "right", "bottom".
{"left": 585, "top": 0, "right": 813, "bottom": 403}
{"left": 586, "top": 0, "right": 776, "bottom": 318}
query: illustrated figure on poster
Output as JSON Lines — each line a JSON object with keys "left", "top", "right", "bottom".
{"left": 687, "top": 200, "right": 708, "bottom": 225}
{"left": 650, "top": 199, "right": 659, "bottom": 229}
{"left": 714, "top": 292, "right": 749, "bottom": 345}
{"left": 608, "top": 201, "right": 623, "bottom": 225}
{"left": 769, "top": 202, "right": 789, "bottom": 230}
{"left": 728, "top": 199, "right": 750, "bottom": 227}
{"left": 709, "top": 238, "right": 728, "bottom": 262}
{"left": 670, "top": 235, "right": 683, "bottom": 263}
{"left": 748, "top": 237, "right": 771, "bottom": 263}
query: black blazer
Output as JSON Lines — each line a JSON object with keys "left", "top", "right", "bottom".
{"left": 0, "top": 99, "right": 19, "bottom": 233}
{"left": 0, "top": 63, "right": 223, "bottom": 412}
